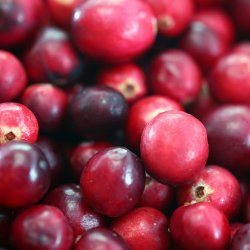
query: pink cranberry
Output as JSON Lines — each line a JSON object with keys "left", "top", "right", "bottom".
{"left": 96, "top": 63, "right": 147, "bottom": 104}
{"left": 125, "top": 95, "right": 183, "bottom": 151}
{"left": 111, "top": 207, "right": 170, "bottom": 250}
{"left": 0, "top": 102, "right": 38, "bottom": 145}
{"left": 23, "top": 26, "right": 82, "bottom": 86}
{"left": 170, "top": 202, "right": 231, "bottom": 250}
{"left": 149, "top": 49, "right": 202, "bottom": 104}
{"left": 21, "top": 84, "right": 68, "bottom": 133}
{"left": 74, "top": 227, "right": 131, "bottom": 250}
{"left": 0, "top": 141, "right": 51, "bottom": 208}
{"left": 0, "top": 50, "right": 27, "bottom": 102}
{"left": 144, "top": 0, "right": 194, "bottom": 37}
{"left": 230, "top": 223, "right": 250, "bottom": 250}
{"left": 71, "top": 0, "right": 157, "bottom": 63}
{"left": 11, "top": 205, "right": 73, "bottom": 250}
{"left": 140, "top": 110, "right": 208, "bottom": 186}
{"left": 177, "top": 165, "right": 242, "bottom": 219}
{"left": 80, "top": 147, "right": 145, "bottom": 217}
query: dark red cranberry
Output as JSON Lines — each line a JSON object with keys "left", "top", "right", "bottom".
{"left": 21, "top": 83, "right": 68, "bottom": 133}
{"left": 0, "top": 50, "right": 27, "bottom": 102}
{"left": 144, "top": 0, "right": 194, "bottom": 37}
{"left": 11, "top": 205, "right": 73, "bottom": 250}
{"left": 68, "top": 86, "right": 128, "bottom": 140}
{"left": 170, "top": 202, "right": 231, "bottom": 250}
{"left": 70, "top": 141, "right": 112, "bottom": 179}
{"left": 0, "top": 0, "right": 46, "bottom": 48}
{"left": 23, "top": 26, "right": 83, "bottom": 86}
{"left": 149, "top": 49, "right": 202, "bottom": 104}
{"left": 0, "top": 141, "right": 51, "bottom": 208}
{"left": 230, "top": 223, "right": 243, "bottom": 240}
{"left": 140, "top": 110, "right": 208, "bottom": 186}
{"left": 203, "top": 105, "right": 250, "bottom": 173}
{"left": 111, "top": 207, "right": 170, "bottom": 250}
{"left": 194, "top": 0, "right": 226, "bottom": 9}
{"left": 71, "top": 0, "right": 157, "bottom": 63}
{"left": 43, "top": 184, "right": 105, "bottom": 239}
{"left": 80, "top": 147, "right": 145, "bottom": 217}
{"left": 0, "top": 102, "right": 38, "bottom": 145}
{"left": 230, "top": 223, "right": 250, "bottom": 250}
{"left": 74, "top": 227, "right": 131, "bottom": 250}
{"left": 96, "top": 63, "right": 148, "bottom": 104}
{"left": 177, "top": 165, "right": 242, "bottom": 219}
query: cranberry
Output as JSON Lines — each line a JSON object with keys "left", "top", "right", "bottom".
{"left": 230, "top": 223, "right": 250, "bottom": 250}
{"left": 149, "top": 49, "right": 202, "bottom": 104}
{"left": 70, "top": 141, "right": 112, "bottom": 179}
{"left": 170, "top": 202, "right": 231, "bottom": 250}
{"left": 68, "top": 86, "right": 128, "bottom": 140}
{"left": 111, "top": 207, "right": 170, "bottom": 250}
{"left": 194, "top": 0, "right": 226, "bottom": 9}
{"left": 11, "top": 205, "right": 73, "bottom": 250}
{"left": 140, "top": 110, "right": 208, "bottom": 186}
{"left": 71, "top": 0, "right": 157, "bottom": 63}
{"left": 144, "top": 0, "right": 194, "bottom": 37}
{"left": 177, "top": 165, "right": 242, "bottom": 219}
{"left": 21, "top": 84, "right": 68, "bottom": 133}
{"left": 74, "top": 227, "right": 131, "bottom": 250}
{"left": 0, "top": 141, "right": 51, "bottom": 208}
{"left": 230, "top": 223, "right": 243, "bottom": 240}
{"left": 0, "top": 102, "right": 39, "bottom": 145}
{"left": 96, "top": 63, "right": 147, "bottom": 104}
{"left": 23, "top": 26, "right": 82, "bottom": 86}
{"left": 0, "top": 50, "right": 27, "bottom": 102}
{"left": 125, "top": 95, "right": 183, "bottom": 151}
{"left": 80, "top": 147, "right": 145, "bottom": 217}
{"left": 232, "top": 42, "right": 250, "bottom": 55}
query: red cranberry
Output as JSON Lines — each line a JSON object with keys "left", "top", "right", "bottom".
{"left": 43, "top": 184, "right": 105, "bottom": 239}
{"left": 111, "top": 207, "right": 170, "bottom": 250}
{"left": 140, "top": 110, "right": 208, "bottom": 186}
{"left": 170, "top": 202, "right": 231, "bottom": 250}
{"left": 74, "top": 227, "right": 131, "bottom": 250}
{"left": 232, "top": 42, "right": 250, "bottom": 55}
{"left": 149, "top": 49, "right": 202, "bottom": 104}
{"left": 80, "top": 147, "right": 145, "bottom": 217}
{"left": 0, "top": 141, "right": 51, "bottom": 208}
{"left": 23, "top": 26, "right": 82, "bottom": 86}
{"left": 0, "top": 50, "right": 27, "bottom": 102}
{"left": 68, "top": 86, "right": 128, "bottom": 140}
{"left": 230, "top": 223, "right": 243, "bottom": 240}
{"left": 0, "top": 102, "right": 38, "bottom": 145}
{"left": 70, "top": 141, "right": 112, "bottom": 179}
{"left": 0, "top": 0, "right": 46, "bottom": 48}
{"left": 177, "top": 165, "right": 242, "bottom": 219}
{"left": 21, "top": 84, "right": 68, "bottom": 133}
{"left": 71, "top": 0, "right": 157, "bottom": 63}
{"left": 144, "top": 0, "right": 194, "bottom": 37}
{"left": 203, "top": 105, "right": 250, "bottom": 173}
{"left": 96, "top": 63, "right": 147, "bottom": 104}
{"left": 11, "top": 205, "right": 73, "bottom": 250}
{"left": 230, "top": 223, "right": 250, "bottom": 250}
{"left": 126, "top": 95, "right": 183, "bottom": 151}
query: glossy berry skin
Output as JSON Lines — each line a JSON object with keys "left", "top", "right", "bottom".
{"left": 23, "top": 26, "right": 82, "bottom": 86}
{"left": 111, "top": 207, "right": 170, "bottom": 250}
{"left": 144, "top": 0, "right": 194, "bottom": 37}
{"left": 71, "top": 0, "right": 157, "bottom": 63}
{"left": 11, "top": 205, "right": 73, "bottom": 250}
{"left": 230, "top": 224, "right": 250, "bottom": 250}
{"left": 203, "top": 105, "right": 250, "bottom": 173}
{"left": 44, "top": 184, "right": 105, "bottom": 239}
{"left": 96, "top": 63, "right": 147, "bottom": 104}
{"left": 0, "top": 102, "right": 39, "bottom": 145}
{"left": 149, "top": 49, "right": 202, "bottom": 104}
{"left": 170, "top": 202, "right": 231, "bottom": 250}
{"left": 74, "top": 227, "right": 131, "bottom": 250}
{"left": 141, "top": 110, "right": 208, "bottom": 186}
{"left": 0, "top": 141, "right": 51, "bottom": 208}
{"left": 69, "top": 86, "right": 128, "bottom": 140}
{"left": 126, "top": 95, "right": 182, "bottom": 151}
{"left": 0, "top": 50, "right": 27, "bottom": 103}
{"left": 177, "top": 165, "right": 242, "bottom": 219}
{"left": 80, "top": 147, "right": 145, "bottom": 217}
{"left": 21, "top": 84, "right": 68, "bottom": 133}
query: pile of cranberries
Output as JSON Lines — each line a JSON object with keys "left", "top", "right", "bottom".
{"left": 2, "top": 0, "right": 250, "bottom": 249}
